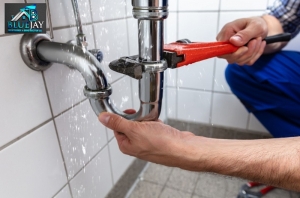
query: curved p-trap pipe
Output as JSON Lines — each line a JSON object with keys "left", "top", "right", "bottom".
{"left": 20, "top": 34, "right": 163, "bottom": 121}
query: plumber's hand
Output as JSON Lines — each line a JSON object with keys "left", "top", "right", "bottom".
{"left": 98, "top": 111, "right": 197, "bottom": 168}
{"left": 216, "top": 16, "right": 268, "bottom": 65}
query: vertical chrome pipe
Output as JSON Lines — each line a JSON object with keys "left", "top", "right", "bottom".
{"left": 138, "top": 20, "right": 164, "bottom": 62}
{"left": 71, "top": 0, "right": 83, "bottom": 35}
{"left": 71, "top": 0, "right": 87, "bottom": 48}
{"left": 132, "top": 0, "right": 168, "bottom": 121}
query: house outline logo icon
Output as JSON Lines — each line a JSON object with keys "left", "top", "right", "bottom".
{"left": 11, "top": 4, "right": 38, "bottom": 22}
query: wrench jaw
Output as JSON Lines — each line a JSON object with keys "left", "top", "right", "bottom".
{"left": 237, "top": 183, "right": 275, "bottom": 198}
{"left": 237, "top": 184, "right": 262, "bottom": 198}
{"left": 109, "top": 56, "right": 144, "bottom": 80}
{"left": 109, "top": 55, "right": 168, "bottom": 80}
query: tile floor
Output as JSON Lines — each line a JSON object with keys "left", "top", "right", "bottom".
{"left": 127, "top": 163, "right": 299, "bottom": 198}
{"left": 125, "top": 120, "right": 300, "bottom": 198}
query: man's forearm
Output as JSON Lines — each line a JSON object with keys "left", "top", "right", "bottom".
{"left": 262, "top": 14, "right": 288, "bottom": 53}
{"left": 181, "top": 136, "right": 300, "bottom": 191}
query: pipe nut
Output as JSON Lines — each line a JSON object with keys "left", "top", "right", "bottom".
{"left": 83, "top": 84, "right": 112, "bottom": 100}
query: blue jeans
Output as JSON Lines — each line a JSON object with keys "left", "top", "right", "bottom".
{"left": 226, "top": 51, "right": 300, "bottom": 138}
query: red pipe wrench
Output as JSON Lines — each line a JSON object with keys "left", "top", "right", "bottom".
{"left": 164, "top": 33, "right": 291, "bottom": 69}
{"left": 237, "top": 182, "right": 275, "bottom": 198}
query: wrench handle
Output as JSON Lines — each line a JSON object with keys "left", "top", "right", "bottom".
{"left": 264, "top": 33, "right": 291, "bottom": 44}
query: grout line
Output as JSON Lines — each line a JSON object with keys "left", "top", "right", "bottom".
{"left": 50, "top": 22, "right": 91, "bottom": 31}
{"left": 124, "top": 162, "right": 150, "bottom": 198}
{"left": 209, "top": 59, "right": 217, "bottom": 125}
{"left": 87, "top": 0, "right": 98, "bottom": 51}
{"left": 53, "top": 98, "right": 88, "bottom": 120}
{"left": 166, "top": 86, "right": 233, "bottom": 95}
{"left": 158, "top": 167, "right": 175, "bottom": 197}
{"left": 124, "top": 9, "right": 135, "bottom": 112}
{"left": 110, "top": 75, "right": 127, "bottom": 85}
{"left": 67, "top": 184, "right": 73, "bottom": 198}
{"left": 0, "top": 33, "right": 23, "bottom": 37}
{"left": 175, "top": 2, "right": 179, "bottom": 120}
{"left": 191, "top": 173, "right": 201, "bottom": 196}
{"left": 176, "top": 9, "right": 266, "bottom": 13}
{"left": 0, "top": 118, "right": 53, "bottom": 152}
{"left": 41, "top": 72, "right": 74, "bottom": 198}
{"left": 51, "top": 183, "right": 69, "bottom": 198}
{"left": 106, "top": 138, "right": 115, "bottom": 186}
{"left": 68, "top": 143, "right": 110, "bottom": 182}
{"left": 208, "top": 0, "right": 222, "bottom": 125}
{"left": 92, "top": 16, "right": 132, "bottom": 25}
{"left": 47, "top": 17, "right": 132, "bottom": 32}
{"left": 87, "top": 0, "right": 116, "bottom": 188}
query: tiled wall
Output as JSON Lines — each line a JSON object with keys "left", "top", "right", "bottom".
{"left": 0, "top": 0, "right": 169, "bottom": 197}
{"left": 1, "top": 0, "right": 299, "bottom": 197}
{"left": 165, "top": 0, "right": 300, "bottom": 133}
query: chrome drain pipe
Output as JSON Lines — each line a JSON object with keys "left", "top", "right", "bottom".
{"left": 19, "top": 0, "right": 169, "bottom": 121}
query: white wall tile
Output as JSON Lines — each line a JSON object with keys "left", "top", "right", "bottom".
{"left": 110, "top": 76, "right": 134, "bottom": 111}
{"left": 267, "top": 0, "right": 277, "bottom": 7}
{"left": 169, "top": 0, "right": 178, "bottom": 11}
{"left": 178, "top": 12, "right": 218, "bottom": 42}
{"left": 70, "top": 146, "right": 113, "bottom": 198}
{"left": 166, "top": 12, "right": 177, "bottom": 43}
{"left": 106, "top": 128, "right": 115, "bottom": 141}
{"left": 248, "top": 114, "right": 268, "bottom": 133}
{"left": 0, "top": 35, "right": 51, "bottom": 147}
{"left": 160, "top": 90, "right": 167, "bottom": 122}
{"left": 166, "top": 69, "right": 177, "bottom": 87}
{"left": 218, "top": 11, "right": 265, "bottom": 33}
{"left": 126, "top": 0, "right": 132, "bottom": 17}
{"left": 94, "top": 20, "right": 128, "bottom": 83}
{"left": 178, "top": 0, "right": 219, "bottom": 11}
{"left": 49, "top": 0, "right": 92, "bottom": 28}
{"left": 214, "top": 59, "right": 232, "bottom": 93}
{"left": 283, "top": 33, "right": 300, "bottom": 52}
{"left": 109, "top": 138, "right": 135, "bottom": 183}
{"left": 177, "top": 89, "right": 212, "bottom": 123}
{"left": 212, "top": 93, "right": 249, "bottom": 129}
{"left": 91, "top": 0, "right": 126, "bottom": 22}
{"left": 44, "top": 27, "right": 86, "bottom": 116}
{"left": 127, "top": 17, "right": 139, "bottom": 56}
{"left": 55, "top": 100, "right": 107, "bottom": 179}
{"left": 220, "top": 0, "right": 268, "bottom": 11}
{"left": 1, "top": 0, "right": 24, "bottom": 35}
{"left": 178, "top": 59, "right": 215, "bottom": 91}
{"left": 0, "top": 122, "right": 67, "bottom": 198}
{"left": 54, "top": 186, "right": 72, "bottom": 198}
{"left": 167, "top": 88, "right": 177, "bottom": 119}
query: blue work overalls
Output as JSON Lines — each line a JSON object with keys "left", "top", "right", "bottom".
{"left": 226, "top": 51, "right": 300, "bottom": 138}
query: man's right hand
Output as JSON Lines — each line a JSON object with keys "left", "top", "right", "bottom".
{"left": 216, "top": 16, "right": 268, "bottom": 65}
